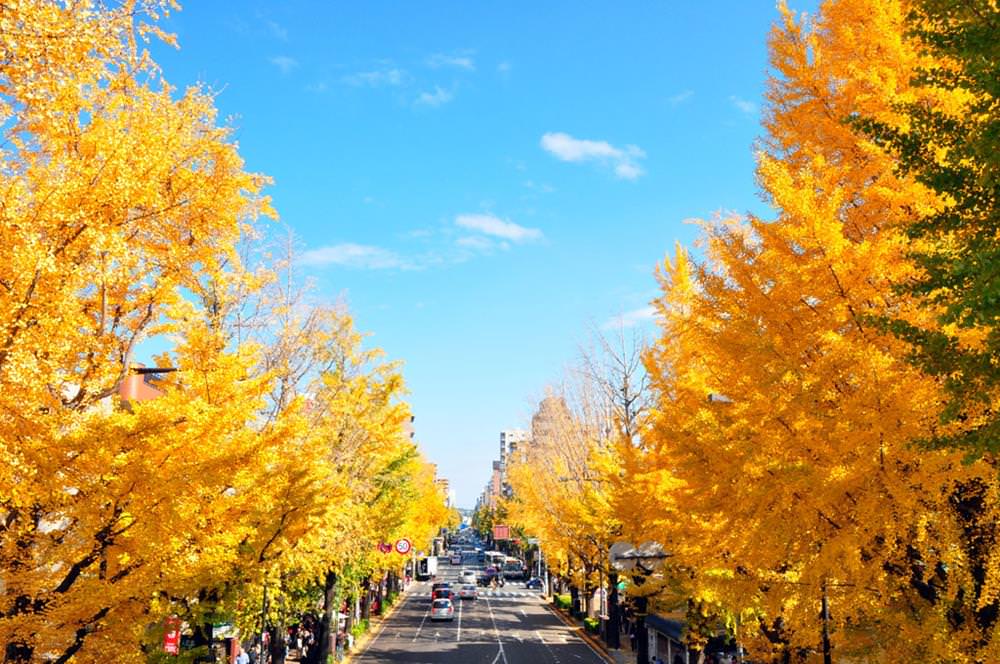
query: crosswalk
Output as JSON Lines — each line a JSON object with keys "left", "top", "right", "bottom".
{"left": 475, "top": 590, "right": 542, "bottom": 600}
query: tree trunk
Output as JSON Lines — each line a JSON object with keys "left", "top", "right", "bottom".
{"left": 312, "top": 569, "right": 338, "bottom": 664}
{"left": 268, "top": 625, "right": 286, "bottom": 664}
{"left": 361, "top": 578, "right": 371, "bottom": 621}
{"left": 606, "top": 572, "right": 620, "bottom": 649}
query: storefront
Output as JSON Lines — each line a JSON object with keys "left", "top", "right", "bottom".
{"left": 645, "top": 613, "right": 690, "bottom": 664}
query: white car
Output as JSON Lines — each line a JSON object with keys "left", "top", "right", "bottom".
{"left": 460, "top": 570, "right": 477, "bottom": 583}
{"left": 458, "top": 584, "right": 477, "bottom": 600}
{"left": 430, "top": 598, "right": 455, "bottom": 621}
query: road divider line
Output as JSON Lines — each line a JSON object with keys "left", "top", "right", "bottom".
{"left": 412, "top": 599, "right": 432, "bottom": 642}
{"left": 348, "top": 586, "right": 413, "bottom": 663}
{"left": 486, "top": 598, "right": 509, "bottom": 664}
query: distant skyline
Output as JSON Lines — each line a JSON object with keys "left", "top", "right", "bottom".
{"left": 147, "top": 1, "right": 818, "bottom": 507}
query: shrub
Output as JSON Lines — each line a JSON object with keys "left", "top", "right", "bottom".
{"left": 554, "top": 594, "right": 572, "bottom": 610}
{"left": 583, "top": 617, "right": 600, "bottom": 634}
{"left": 350, "top": 618, "right": 369, "bottom": 639}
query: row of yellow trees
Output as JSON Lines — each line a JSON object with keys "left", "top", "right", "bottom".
{"left": 507, "top": 0, "right": 1000, "bottom": 661}
{"left": 0, "top": 2, "right": 452, "bottom": 662}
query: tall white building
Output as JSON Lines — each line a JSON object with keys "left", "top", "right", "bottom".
{"left": 499, "top": 429, "right": 529, "bottom": 498}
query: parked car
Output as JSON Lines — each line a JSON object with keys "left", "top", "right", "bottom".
{"left": 430, "top": 598, "right": 455, "bottom": 621}
{"left": 525, "top": 577, "right": 543, "bottom": 590}
{"left": 458, "top": 584, "right": 478, "bottom": 599}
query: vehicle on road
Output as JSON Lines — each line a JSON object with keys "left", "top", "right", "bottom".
{"left": 525, "top": 577, "right": 544, "bottom": 590}
{"left": 458, "top": 584, "right": 477, "bottom": 599}
{"left": 450, "top": 554, "right": 461, "bottom": 565}
{"left": 432, "top": 588, "right": 454, "bottom": 601}
{"left": 431, "top": 581, "right": 451, "bottom": 592}
{"left": 502, "top": 557, "right": 527, "bottom": 580}
{"left": 416, "top": 556, "right": 438, "bottom": 581}
{"left": 430, "top": 598, "right": 454, "bottom": 621}
{"left": 460, "top": 570, "right": 477, "bottom": 583}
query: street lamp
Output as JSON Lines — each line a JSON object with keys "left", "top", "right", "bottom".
{"left": 610, "top": 541, "right": 670, "bottom": 664}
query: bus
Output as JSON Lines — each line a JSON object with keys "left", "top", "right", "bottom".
{"left": 502, "top": 557, "right": 527, "bottom": 580}
{"left": 485, "top": 551, "right": 506, "bottom": 568}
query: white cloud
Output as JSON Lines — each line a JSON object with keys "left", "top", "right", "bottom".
{"left": 265, "top": 19, "right": 288, "bottom": 41}
{"left": 426, "top": 53, "right": 475, "bottom": 71}
{"left": 343, "top": 67, "right": 408, "bottom": 87}
{"left": 668, "top": 89, "right": 694, "bottom": 106}
{"left": 615, "top": 162, "right": 643, "bottom": 180}
{"left": 455, "top": 213, "right": 542, "bottom": 242}
{"left": 523, "top": 180, "right": 555, "bottom": 193}
{"left": 602, "top": 306, "right": 658, "bottom": 331}
{"left": 269, "top": 56, "right": 299, "bottom": 74}
{"left": 497, "top": 61, "right": 511, "bottom": 75}
{"left": 540, "top": 132, "right": 646, "bottom": 180}
{"left": 299, "top": 243, "right": 409, "bottom": 270}
{"left": 416, "top": 86, "right": 454, "bottom": 107}
{"left": 730, "top": 95, "right": 757, "bottom": 114}
{"left": 456, "top": 236, "right": 496, "bottom": 251}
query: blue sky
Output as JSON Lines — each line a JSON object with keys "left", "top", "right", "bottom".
{"left": 148, "top": 1, "right": 817, "bottom": 508}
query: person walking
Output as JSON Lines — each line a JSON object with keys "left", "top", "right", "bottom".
{"left": 235, "top": 647, "right": 250, "bottom": 664}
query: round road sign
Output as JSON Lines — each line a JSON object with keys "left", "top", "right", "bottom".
{"left": 394, "top": 538, "right": 412, "bottom": 555}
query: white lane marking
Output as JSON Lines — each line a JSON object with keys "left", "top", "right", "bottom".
{"left": 487, "top": 598, "right": 509, "bottom": 664}
{"left": 355, "top": 589, "right": 411, "bottom": 658}
{"left": 456, "top": 596, "right": 463, "bottom": 642}
{"left": 537, "top": 629, "right": 562, "bottom": 664}
{"left": 412, "top": 600, "right": 432, "bottom": 641}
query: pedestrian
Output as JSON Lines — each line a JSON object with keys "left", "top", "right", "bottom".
{"left": 235, "top": 647, "right": 250, "bottom": 664}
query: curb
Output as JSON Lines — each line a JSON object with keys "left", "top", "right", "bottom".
{"left": 542, "top": 600, "right": 617, "bottom": 664}
{"left": 342, "top": 586, "right": 413, "bottom": 663}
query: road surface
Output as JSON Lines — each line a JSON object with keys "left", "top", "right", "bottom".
{"left": 354, "top": 560, "right": 607, "bottom": 664}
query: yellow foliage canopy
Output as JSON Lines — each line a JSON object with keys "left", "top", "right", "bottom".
{"left": 641, "top": 1, "right": 1000, "bottom": 661}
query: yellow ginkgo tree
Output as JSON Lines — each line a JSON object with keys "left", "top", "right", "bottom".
{"left": 640, "top": 0, "right": 1000, "bottom": 662}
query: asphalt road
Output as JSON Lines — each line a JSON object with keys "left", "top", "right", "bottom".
{"left": 354, "top": 560, "right": 607, "bottom": 664}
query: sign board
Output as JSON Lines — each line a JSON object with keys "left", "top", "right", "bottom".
{"left": 394, "top": 538, "right": 412, "bottom": 555}
{"left": 213, "top": 623, "right": 238, "bottom": 639}
{"left": 493, "top": 524, "right": 510, "bottom": 541}
{"left": 377, "top": 542, "right": 392, "bottom": 554}
{"left": 163, "top": 617, "right": 181, "bottom": 654}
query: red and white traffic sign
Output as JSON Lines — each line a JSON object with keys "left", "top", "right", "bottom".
{"left": 394, "top": 538, "right": 412, "bottom": 555}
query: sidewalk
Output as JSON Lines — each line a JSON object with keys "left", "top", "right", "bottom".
{"left": 340, "top": 581, "right": 415, "bottom": 663}
{"left": 542, "top": 595, "right": 636, "bottom": 664}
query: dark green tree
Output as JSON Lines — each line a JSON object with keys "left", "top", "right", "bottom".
{"left": 862, "top": 0, "right": 1000, "bottom": 455}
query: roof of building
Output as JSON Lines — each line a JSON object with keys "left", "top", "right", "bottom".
{"left": 645, "top": 613, "right": 685, "bottom": 642}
